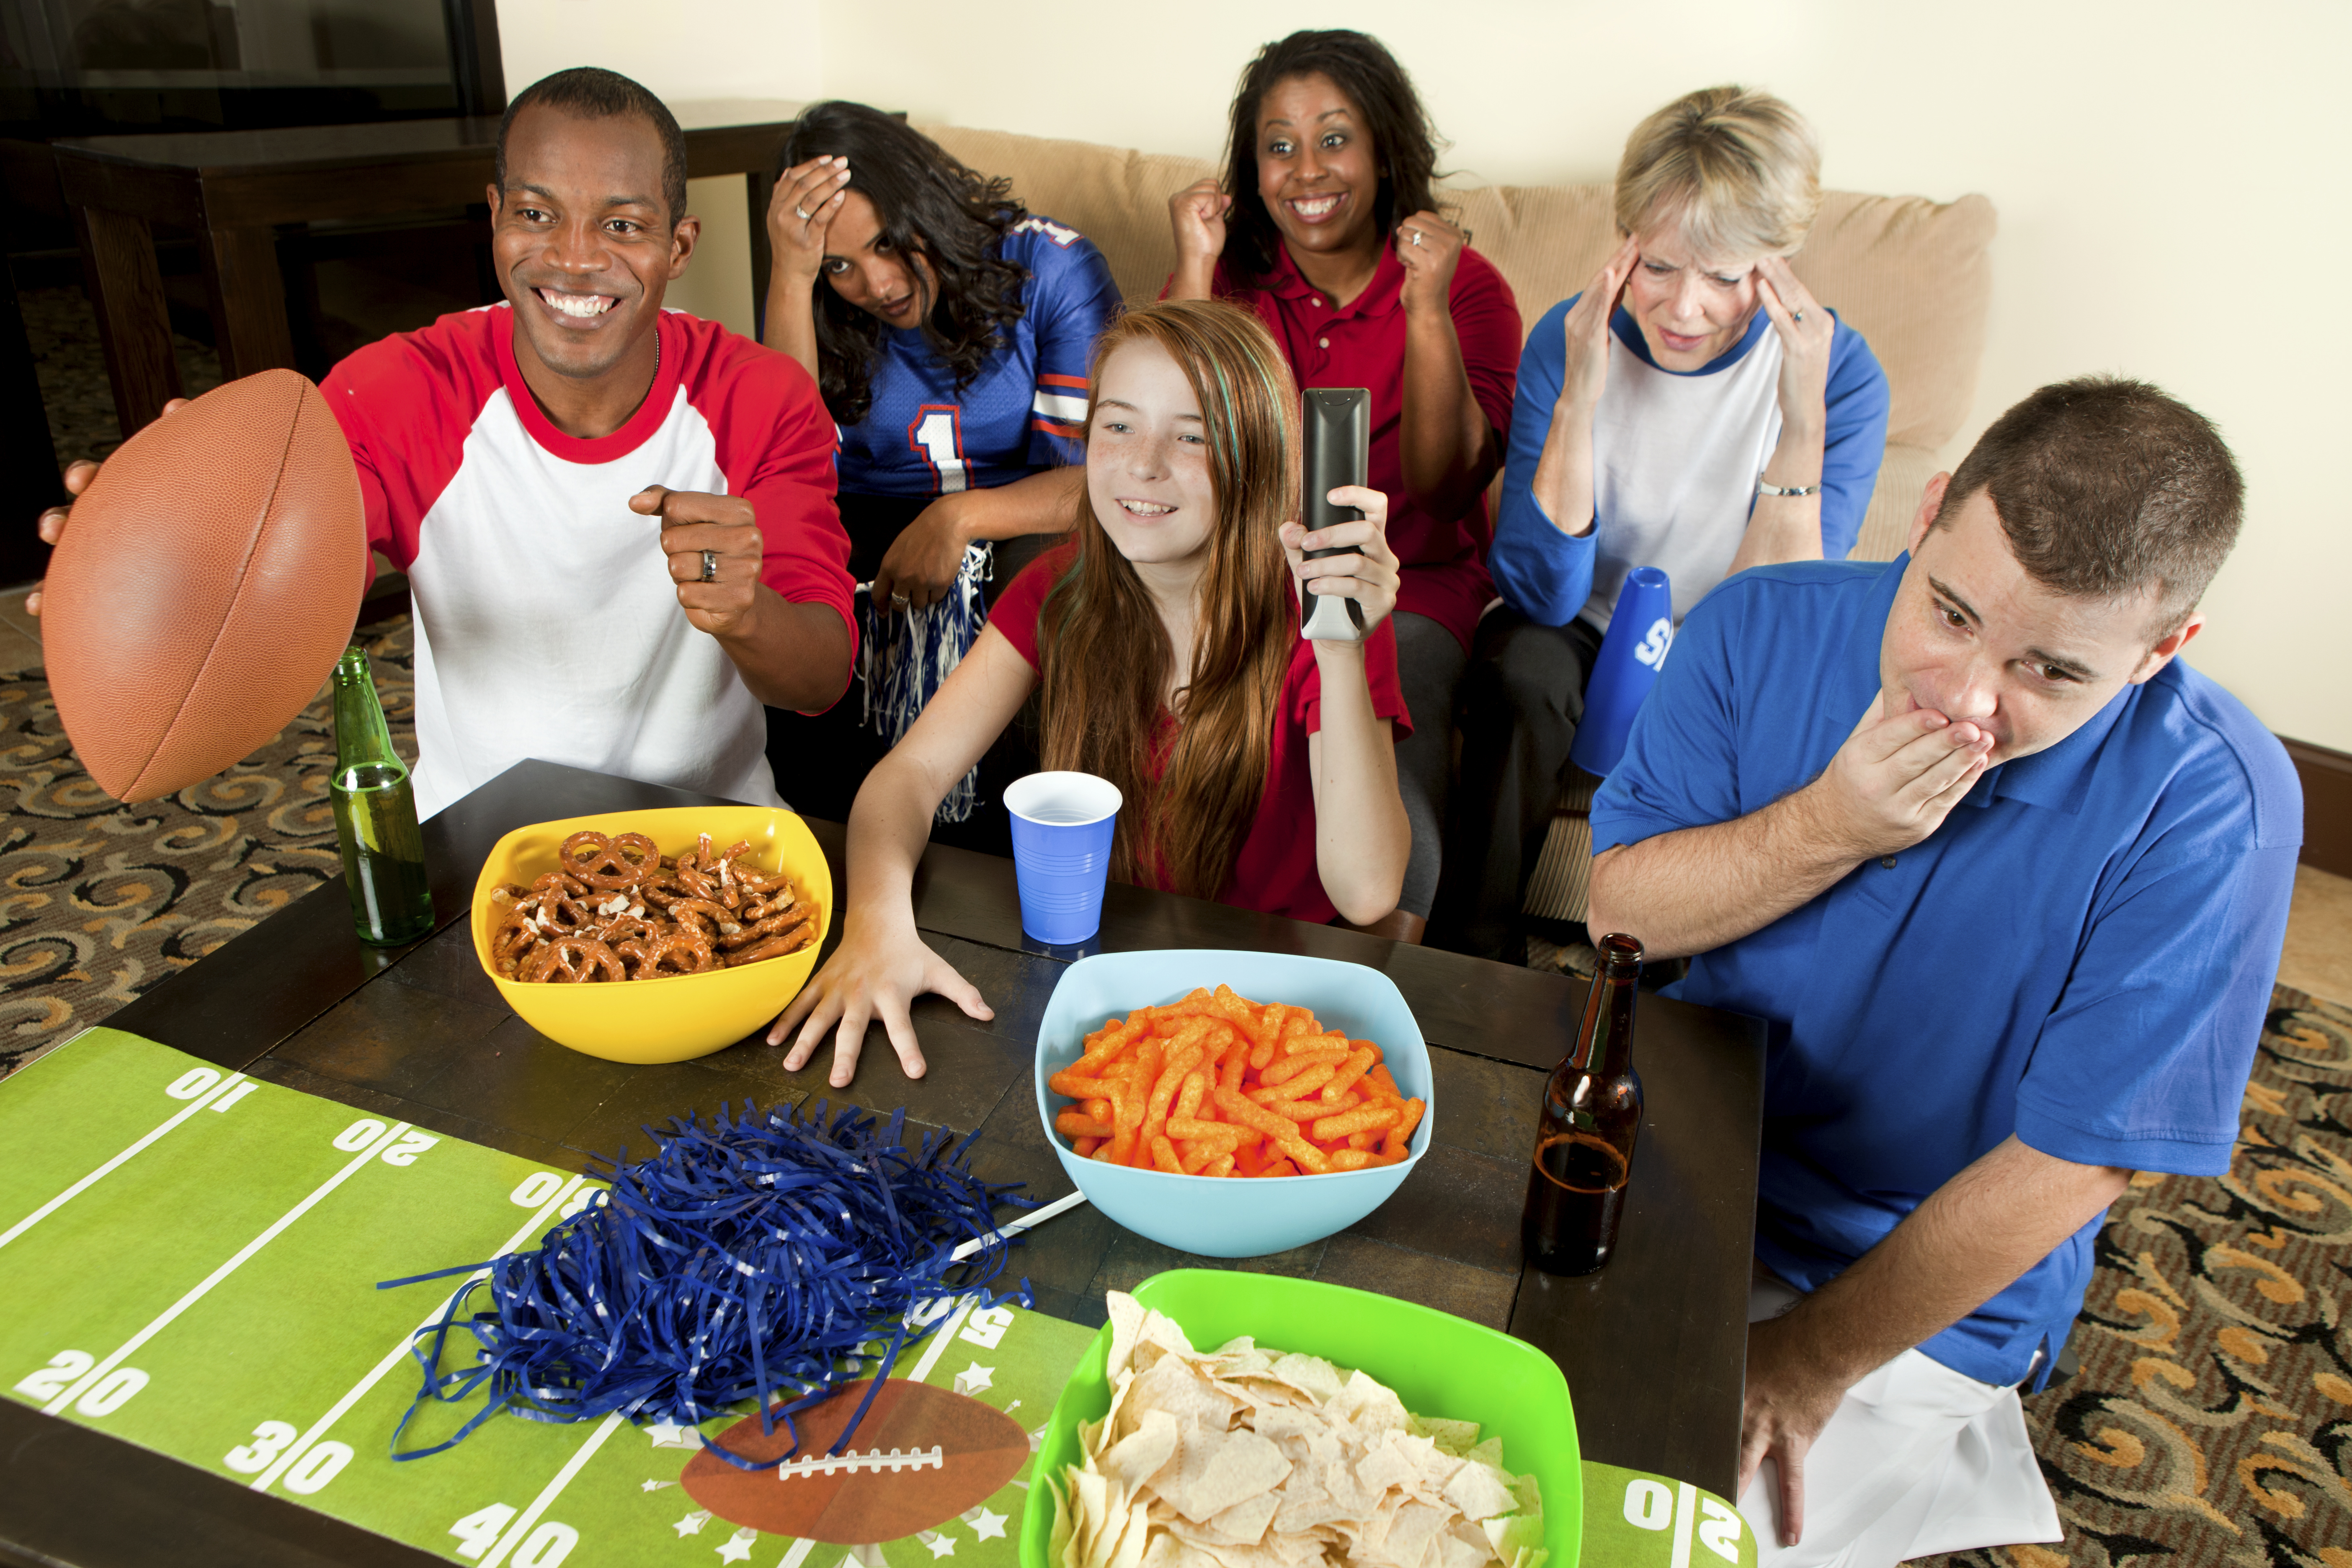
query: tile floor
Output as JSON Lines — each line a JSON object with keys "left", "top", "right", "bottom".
{"left": 3, "top": 580, "right": 2345, "bottom": 1008}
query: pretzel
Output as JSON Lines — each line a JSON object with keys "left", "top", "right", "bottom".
{"left": 490, "top": 910, "right": 543, "bottom": 977}
{"left": 501, "top": 825, "right": 812, "bottom": 983}
{"left": 619, "top": 929, "right": 720, "bottom": 978}
{"left": 522, "top": 934, "right": 627, "bottom": 983}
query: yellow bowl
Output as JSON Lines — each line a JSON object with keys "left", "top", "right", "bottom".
{"left": 469, "top": 805, "right": 833, "bottom": 1065}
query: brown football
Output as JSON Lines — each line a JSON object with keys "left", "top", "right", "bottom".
{"left": 42, "top": 369, "right": 366, "bottom": 803}
{"left": 681, "top": 1379, "right": 1028, "bottom": 1545}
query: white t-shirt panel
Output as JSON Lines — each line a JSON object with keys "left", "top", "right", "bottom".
{"left": 1585, "top": 328, "right": 1784, "bottom": 632}
{"left": 404, "top": 384, "right": 778, "bottom": 818}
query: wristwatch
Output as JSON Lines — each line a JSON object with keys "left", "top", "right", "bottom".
{"left": 1757, "top": 478, "right": 1821, "bottom": 497}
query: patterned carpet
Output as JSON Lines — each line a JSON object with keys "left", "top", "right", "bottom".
{"left": 0, "top": 619, "right": 2341, "bottom": 1563}
{"left": 0, "top": 614, "right": 413, "bottom": 1077}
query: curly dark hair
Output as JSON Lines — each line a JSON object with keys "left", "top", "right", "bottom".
{"left": 1217, "top": 30, "right": 1445, "bottom": 284}
{"left": 772, "top": 102, "right": 1033, "bottom": 427}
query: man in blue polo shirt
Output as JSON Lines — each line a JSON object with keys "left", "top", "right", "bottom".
{"left": 1588, "top": 377, "right": 2300, "bottom": 1566}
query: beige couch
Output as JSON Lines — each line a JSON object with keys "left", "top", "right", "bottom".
{"left": 923, "top": 123, "right": 1998, "bottom": 932}
{"left": 926, "top": 123, "right": 1996, "bottom": 563}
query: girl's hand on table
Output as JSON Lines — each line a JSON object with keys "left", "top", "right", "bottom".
{"left": 766, "top": 156, "right": 851, "bottom": 286}
{"left": 1281, "top": 483, "right": 1399, "bottom": 640}
{"left": 1559, "top": 234, "right": 1640, "bottom": 415}
{"left": 1757, "top": 254, "right": 1834, "bottom": 433}
{"left": 767, "top": 914, "right": 992, "bottom": 1088}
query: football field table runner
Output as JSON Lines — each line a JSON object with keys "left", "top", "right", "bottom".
{"left": 0, "top": 761, "right": 1765, "bottom": 1568}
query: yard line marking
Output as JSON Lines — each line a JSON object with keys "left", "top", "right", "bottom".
{"left": 42, "top": 1119, "right": 411, "bottom": 1416}
{"left": 479, "top": 1410, "right": 626, "bottom": 1568}
{"left": 0, "top": 1071, "right": 247, "bottom": 1252}
{"left": 906, "top": 1296, "right": 980, "bottom": 1386}
{"left": 250, "top": 1173, "right": 591, "bottom": 1492}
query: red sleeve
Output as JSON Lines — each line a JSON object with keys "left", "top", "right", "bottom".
{"left": 988, "top": 541, "right": 1079, "bottom": 669}
{"left": 1450, "top": 247, "right": 1522, "bottom": 438}
{"left": 681, "top": 319, "right": 856, "bottom": 660}
{"left": 320, "top": 309, "right": 499, "bottom": 573}
{"left": 1294, "top": 613, "right": 1412, "bottom": 740}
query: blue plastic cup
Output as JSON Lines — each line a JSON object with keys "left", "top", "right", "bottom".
{"left": 1569, "top": 566, "right": 1676, "bottom": 779}
{"left": 1003, "top": 771, "right": 1124, "bottom": 944}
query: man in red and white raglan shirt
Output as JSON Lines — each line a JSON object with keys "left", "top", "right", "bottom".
{"left": 36, "top": 72, "right": 851, "bottom": 815}
{"left": 326, "top": 67, "right": 854, "bottom": 816}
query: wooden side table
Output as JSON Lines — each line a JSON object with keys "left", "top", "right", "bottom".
{"left": 54, "top": 98, "right": 802, "bottom": 439}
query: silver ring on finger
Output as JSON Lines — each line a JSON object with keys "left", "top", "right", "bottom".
{"left": 1409, "top": 229, "right": 1423, "bottom": 247}
{"left": 794, "top": 204, "right": 812, "bottom": 221}
{"left": 1791, "top": 308, "right": 1806, "bottom": 323}
{"left": 698, "top": 549, "right": 719, "bottom": 583}
{"left": 890, "top": 591, "right": 910, "bottom": 611}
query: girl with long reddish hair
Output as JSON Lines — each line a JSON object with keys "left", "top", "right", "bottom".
{"left": 771, "top": 299, "right": 1412, "bottom": 1088}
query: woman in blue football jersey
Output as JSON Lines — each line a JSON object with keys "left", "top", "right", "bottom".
{"left": 760, "top": 102, "right": 1122, "bottom": 841}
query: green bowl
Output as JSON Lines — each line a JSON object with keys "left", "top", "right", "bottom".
{"left": 1020, "top": 1269, "right": 1581, "bottom": 1568}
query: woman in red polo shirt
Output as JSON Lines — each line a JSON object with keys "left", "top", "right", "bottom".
{"left": 1166, "top": 28, "right": 1521, "bottom": 944}
{"left": 770, "top": 299, "right": 1412, "bottom": 1088}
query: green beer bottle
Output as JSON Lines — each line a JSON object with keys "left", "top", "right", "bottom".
{"left": 329, "top": 647, "right": 434, "bottom": 945}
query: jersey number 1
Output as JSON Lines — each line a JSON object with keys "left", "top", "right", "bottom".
{"left": 909, "top": 407, "right": 969, "bottom": 495}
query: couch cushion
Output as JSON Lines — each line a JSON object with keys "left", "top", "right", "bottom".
{"left": 922, "top": 124, "right": 1214, "bottom": 308}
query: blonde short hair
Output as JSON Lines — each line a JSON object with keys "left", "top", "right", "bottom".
{"left": 1614, "top": 86, "right": 1821, "bottom": 261}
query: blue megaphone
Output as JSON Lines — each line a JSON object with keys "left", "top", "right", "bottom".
{"left": 1569, "top": 566, "right": 1675, "bottom": 778}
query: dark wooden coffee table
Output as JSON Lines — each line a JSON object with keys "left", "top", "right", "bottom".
{"left": 53, "top": 99, "right": 803, "bottom": 439}
{"left": 0, "top": 760, "right": 1763, "bottom": 1568}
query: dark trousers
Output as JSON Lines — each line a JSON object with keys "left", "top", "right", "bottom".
{"left": 764, "top": 495, "right": 1048, "bottom": 859}
{"left": 1429, "top": 607, "right": 1602, "bottom": 962}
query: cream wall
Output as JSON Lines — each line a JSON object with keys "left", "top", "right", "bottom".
{"left": 818, "top": 0, "right": 2352, "bottom": 752}
{"left": 494, "top": 0, "right": 2351, "bottom": 750}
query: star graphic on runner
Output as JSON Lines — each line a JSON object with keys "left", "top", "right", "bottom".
{"left": 715, "top": 1529, "right": 757, "bottom": 1563}
{"left": 674, "top": 1511, "right": 711, "bottom": 1537}
{"left": 953, "top": 1362, "right": 995, "bottom": 1396}
{"left": 648, "top": 1420, "right": 704, "bottom": 1449}
{"left": 966, "top": 1507, "right": 1008, "bottom": 1540}
{"left": 923, "top": 1532, "right": 957, "bottom": 1558}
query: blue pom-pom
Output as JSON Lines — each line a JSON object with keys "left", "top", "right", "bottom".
{"left": 858, "top": 543, "right": 992, "bottom": 823}
{"left": 379, "top": 1100, "right": 1034, "bottom": 1467}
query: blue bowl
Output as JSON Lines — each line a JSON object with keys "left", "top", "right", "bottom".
{"left": 1031, "top": 949, "right": 1433, "bottom": 1258}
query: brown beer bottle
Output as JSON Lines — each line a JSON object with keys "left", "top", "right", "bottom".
{"left": 1522, "top": 933, "right": 1644, "bottom": 1274}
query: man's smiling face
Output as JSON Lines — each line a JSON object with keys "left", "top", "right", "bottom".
{"left": 490, "top": 105, "right": 694, "bottom": 383}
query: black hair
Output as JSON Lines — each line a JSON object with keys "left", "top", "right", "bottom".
{"left": 1217, "top": 30, "right": 1445, "bottom": 284}
{"left": 772, "top": 102, "right": 1034, "bottom": 427}
{"left": 1935, "top": 376, "right": 2244, "bottom": 639}
{"left": 495, "top": 67, "right": 689, "bottom": 227}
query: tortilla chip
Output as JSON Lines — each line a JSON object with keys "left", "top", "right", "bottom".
{"left": 1101, "top": 1407, "right": 1181, "bottom": 1492}
{"left": 1265, "top": 1352, "right": 1347, "bottom": 1404}
{"left": 1061, "top": 1295, "right": 1543, "bottom": 1568}
{"left": 1168, "top": 1488, "right": 1282, "bottom": 1549}
{"left": 1408, "top": 1412, "right": 1483, "bottom": 1457}
{"left": 1329, "top": 1369, "right": 1411, "bottom": 1436}
{"left": 1442, "top": 1460, "right": 1516, "bottom": 1523}
{"left": 1158, "top": 1422, "right": 1292, "bottom": 1521}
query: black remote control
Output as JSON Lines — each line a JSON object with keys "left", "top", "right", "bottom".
{"left": 1300, "top": 387, "right": 1370, "bottom": 641}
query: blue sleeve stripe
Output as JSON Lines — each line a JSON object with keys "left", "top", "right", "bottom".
{"left": 1819, "top": 320, "right": 1892, "bottom": 560}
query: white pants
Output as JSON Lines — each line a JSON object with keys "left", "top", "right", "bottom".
{"left": 1737, "top": 1274, "right": 2062, "bottom": 1568}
